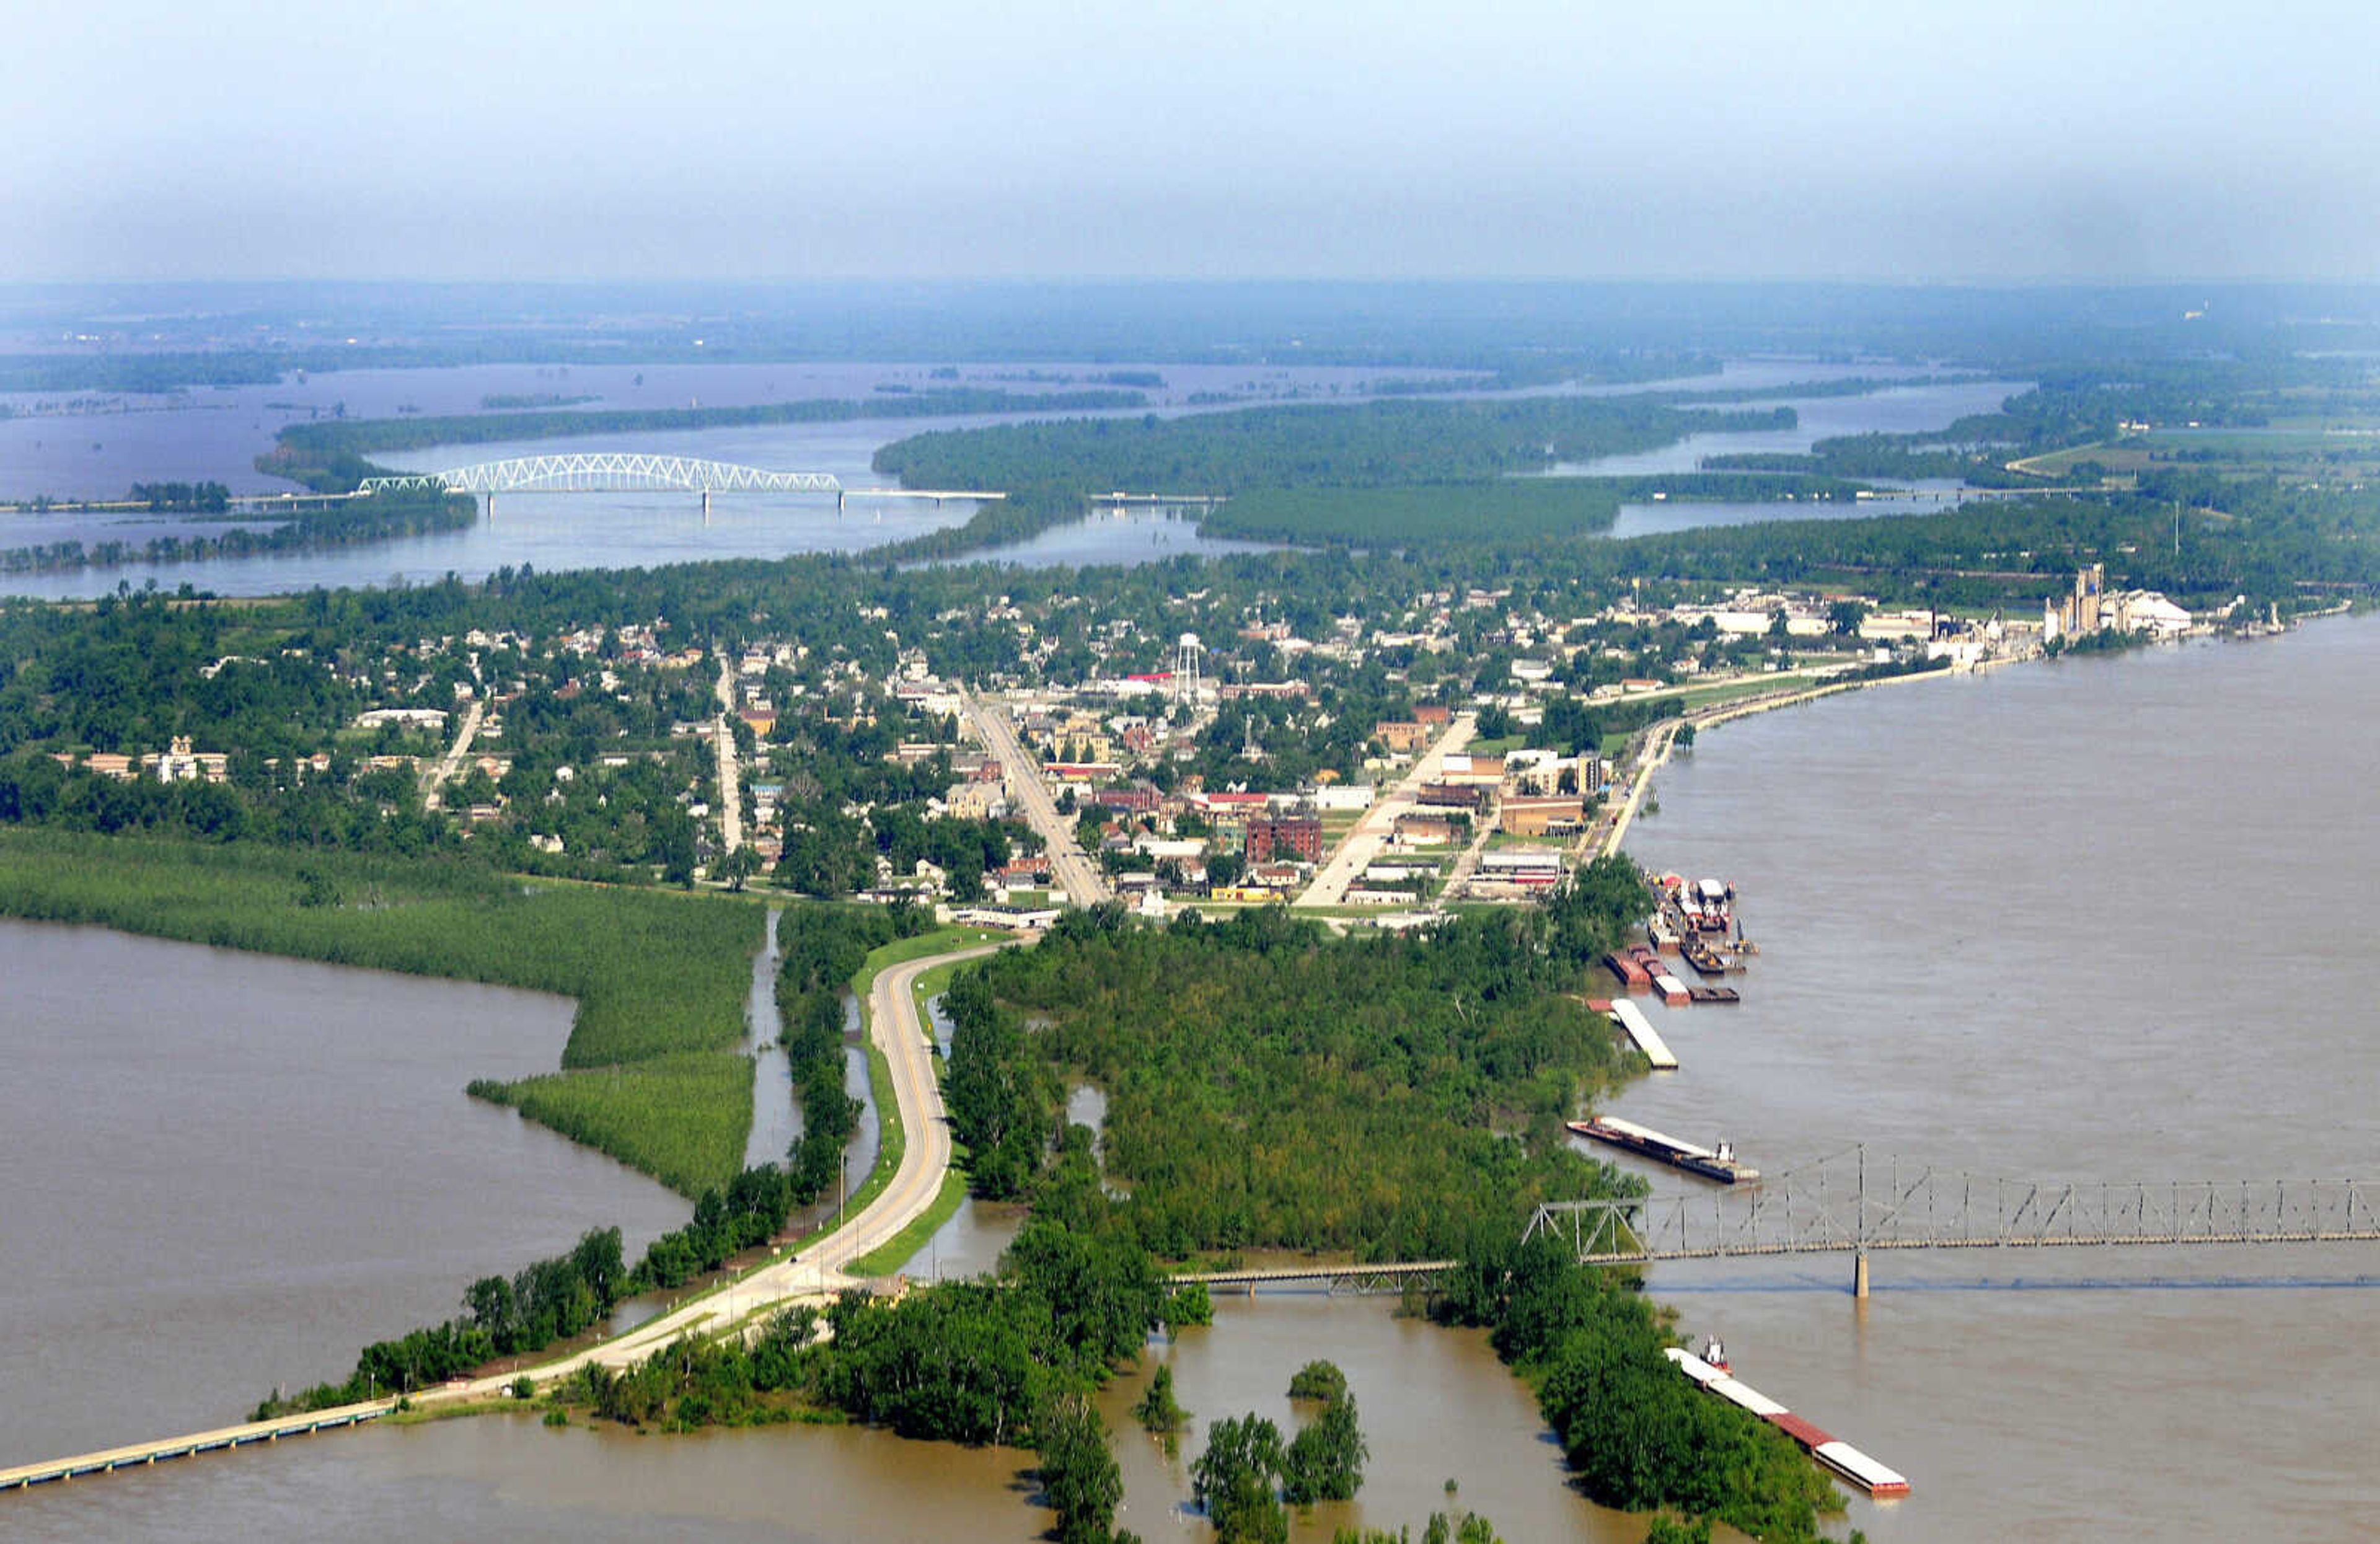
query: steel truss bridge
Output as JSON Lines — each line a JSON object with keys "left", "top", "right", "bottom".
{"left": 357, "top": 455, "right": 1005, "bottom": 516}
{"left": 360, "top": 454, "right": 842, "bottom": 498}
{"left": 1525, "top": 1147, "right": 2380, "bottom": 1293}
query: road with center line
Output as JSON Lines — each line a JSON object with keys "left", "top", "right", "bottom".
{"left": 0, "top": 937, "right": 1008, "bottom": 1493}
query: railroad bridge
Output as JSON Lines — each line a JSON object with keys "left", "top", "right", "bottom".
{"left": 358, "top": 454, "right": 1002, "bottom": 519}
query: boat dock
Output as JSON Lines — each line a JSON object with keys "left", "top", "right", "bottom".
{"left": 0, "top": 1400, "right": 394, "bottom": 1491}
{"left": 1664, "top": 1348, "right": 1910, "bottom": 1499}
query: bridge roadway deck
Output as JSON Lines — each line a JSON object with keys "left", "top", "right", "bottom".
{"left": 1, "top": 940, "right": 1006, "bottom": 1498}
{"left": 1579, "top": 1225, "right": 2380, "bottom": 1265}
{"left": 1171, "top": 1261, "right": 1455, "bottom": 1290}
{"left": 0, "top": 1403, "right": 392, "bottom": 1491}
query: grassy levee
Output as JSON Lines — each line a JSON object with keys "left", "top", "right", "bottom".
{"left": 844, "top": 1168, "right": 969, "bottom": 1279}
{"left": 850, "top": 924, "right": 1003, "bottom": 1005}
{"left": 0, "top": 831, "right": 762, "bottom": 1196}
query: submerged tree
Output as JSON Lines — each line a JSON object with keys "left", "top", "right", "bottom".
{"left": 1194, "top": 1413, "right": 1289, "bottom": 1544}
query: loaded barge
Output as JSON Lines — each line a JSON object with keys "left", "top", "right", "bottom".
{"left": 1664, "top": 1347, "right": 1910, "bottom": 1499}
{"left": 1567, "top": 1114, "right": 1758, "bottom": 1183}
{"left": 1585, "top": 999, "right": 1680, "bottom": 1071}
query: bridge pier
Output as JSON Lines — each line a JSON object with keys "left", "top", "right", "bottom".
{"left": 1853, "top": 1251, "right": 1870, "bottom": 1300}
{"left": 702, "top": 488, "right": 712, "bottom": 524}
{"left": 483, "top": 493, "right": 495, "bottom": 523}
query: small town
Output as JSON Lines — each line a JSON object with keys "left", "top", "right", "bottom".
{"left": 34, "top": 565, "right": 2211, "bottom": 927}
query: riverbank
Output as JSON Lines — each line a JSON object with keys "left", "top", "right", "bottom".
{"left": 0, "top": 833, "right": 764, "bottom": 1196}
{"left": 1605, "top": 611, "right": 2380, "bottom": 1539}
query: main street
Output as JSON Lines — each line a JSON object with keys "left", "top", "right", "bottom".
{"left": 419, "top": 698, "right": 485, "bottom": 813}
{"left": 961, "top": 687, "right": 1111, "bottom": 906}
{"left": 1295, "top": 710, "right": 1475, "bottom": 907}
{"left": 713, "top": 653, "right": 743, "bottom": 854}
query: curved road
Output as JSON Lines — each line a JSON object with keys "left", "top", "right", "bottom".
{"left": 449, "top": 938, "right": 1008, "bottom": 1384}
{"left": 0, "top": 938, "right": 1008, "bottom": 1489}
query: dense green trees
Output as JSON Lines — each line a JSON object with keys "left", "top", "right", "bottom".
{"left": 1193, "top": 1414, "right": 1290, "bottom": 1544}
{"left": 1038, "top": 1392, "right": 1127, "bottom": 1544}
{"left": 1134, "top": 1362, "right": 1188, "bottom": 1437}
{"left": 807, "top": 1215, "right": 1163, "bottom": 1446}
{"left": 943, "top": 964, "right": 1057, "bottom": 1199}
{"left": 1432, "top": 1229, "right": 1838, "bottom": 1542}
{"left": 950, "top": 875, "right": 1647, "bottom": 1260}
{"left": 1281, "top": 1365, "right": 1367, "bottom": 1505}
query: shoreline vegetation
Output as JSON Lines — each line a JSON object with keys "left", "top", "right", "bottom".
{"left": 255, "top": 387, "right": 1152, "bottom": 493}
{"left": 0, "top": 832, "right": 763, "bottom": 1194}
{"left": 0, "top": 487, "right": 475, "bottom": 577}
{"left": 10, "top": 320, "right": 2380, "bottom": 1535}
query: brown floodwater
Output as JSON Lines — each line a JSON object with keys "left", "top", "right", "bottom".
{"left": 14, "top": 617, "right": 2380, "bottom": 1540}
{"left": 0, "top": 922, "right": 690, "bottom": 1466}
{"left": 10, "top": 1295, "right": 1649, "bottom": 1544}
{"left": 1611, "top": 615, "right": 2380, "bottom": 1540}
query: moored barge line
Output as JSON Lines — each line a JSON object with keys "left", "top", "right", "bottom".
{"left": 1589, "top": 999, "right": 1680, "bottom": 1071}
{"left": 1665, "top": 1348, "right": 1910, "bottom": 1499}
{"left": 1568, "top": 1114, "right": 1757, "bottom": 1183}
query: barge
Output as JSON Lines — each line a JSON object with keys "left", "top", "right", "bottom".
{"left": 1664, "top": 1348, "right": 1910, "bottom": 1499}
{"left": 1567, "top": 1114, "right": 1755, "bottom": 1183}
{"left": 1598, "top": 1000, "right": 1678, "bottom": 1070}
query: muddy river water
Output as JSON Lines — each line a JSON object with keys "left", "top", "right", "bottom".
{"left": 11, "top": 619, "right": 2380, "bottom": 1539}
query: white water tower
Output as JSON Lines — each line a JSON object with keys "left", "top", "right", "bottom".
{"left": 1174, "top": 632, "right": 1204, "bottom": 700}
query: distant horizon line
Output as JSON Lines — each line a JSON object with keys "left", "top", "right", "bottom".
{"left": 4, "top": 274, "right": 2377, "bottom": 293}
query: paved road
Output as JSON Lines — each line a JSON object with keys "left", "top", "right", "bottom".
{"left": 1, "top": 937, "right": 1008, "bottom": 1489}
{"left": 1295, "top": 712, "right": 1475, "bottom": 907}
{"left": 962, "top": 688, "right": 1110, "bottom": 906}
{"left": 419, "top": 698, "right": 485, "bottom": 812}
{"left": 713, "top": 655, "right": 743, "bottom": 854}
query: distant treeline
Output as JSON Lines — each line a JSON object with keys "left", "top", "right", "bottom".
{"left": 257, "top": 388, "right": 1150, "bottom": 492}
{"left": 0, "top": 488, "right": 471, "bottom": 576}
{"left": 0, "top": 351, "right": 292, "bottom": 394}
{"left": 129, "top": 480, "right": 233, "bottom": 512}
{"left": 1202, "top": 474, "right": 1872, "bottom": 548}
{"left": 873, "top": 395, "right": 1795, "bottom": 495}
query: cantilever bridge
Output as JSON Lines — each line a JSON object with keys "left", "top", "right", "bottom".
{"left": 358, "top": 453, "right": 1003, "bottom": 515}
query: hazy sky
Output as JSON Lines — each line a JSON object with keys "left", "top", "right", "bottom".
{"left": 8, "top": 0, "right": 2377, "bottom": 283}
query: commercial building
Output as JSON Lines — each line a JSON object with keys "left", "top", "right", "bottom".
{"left": 1245, "top": 816, "right": 1323, "bottom": 865}
{"left": 1500, "top": 795, "right": 1585, "bottom": 837}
